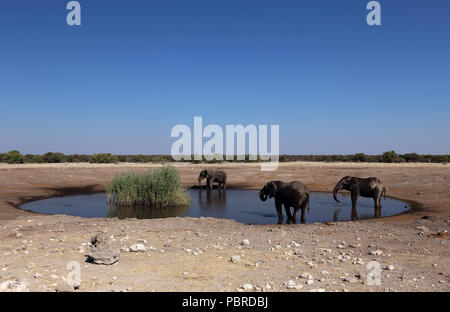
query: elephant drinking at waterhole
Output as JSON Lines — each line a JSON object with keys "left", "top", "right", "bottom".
{"left": 333, "top": 176, "right": 387, "bottom": 220}
{"left": 198, "top": 169, "right": 227, "bottom": 190}
{"left": 259, "top": 181, "right": 310, "bottom": 224}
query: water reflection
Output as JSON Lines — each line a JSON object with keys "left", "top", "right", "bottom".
{"left": 106, "top": 202, "right": 189, "bottom": 219}
{"left": 198, "top": 189, "right": 227, "bottom": 211}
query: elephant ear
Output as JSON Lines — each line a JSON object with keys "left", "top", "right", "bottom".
{"left": 348, "top": 178, "right": 358, "bottom": 192}
{"left": 269, "top": 181, "right": 278, "bottom": 196}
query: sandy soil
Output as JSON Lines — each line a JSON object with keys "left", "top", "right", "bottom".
{"left": 0, "top": 162, "right": 448, "bottom": 292}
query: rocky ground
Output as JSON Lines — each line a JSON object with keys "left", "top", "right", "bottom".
{"left": 0, "top": 162, "right": 449, "bottom": 292}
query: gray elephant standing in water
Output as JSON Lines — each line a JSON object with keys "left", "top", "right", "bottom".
{"left": 259, "top": 181, "right": 310, "bottom": 224}
{"left": 333, "top": 176, "right": 387, "bottom": 220}
{"left": 198, "top": 169, "right": 227, "bottom": 190}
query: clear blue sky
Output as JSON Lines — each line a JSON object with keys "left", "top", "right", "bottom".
{"left": 1, "top": 0, "right": 449, "bottom": 155}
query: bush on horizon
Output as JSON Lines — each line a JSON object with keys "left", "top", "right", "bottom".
{"left": 105, "top": 165, "right": 190, "bottom": 208}
{"left": 4, "top": 150, "right": 24, "bottom": 164}
{"left": 90, "top": 153, "right": 117, "bottom": 164}
{"left": 43, "top": 152, "right": 66, "bottom": 163}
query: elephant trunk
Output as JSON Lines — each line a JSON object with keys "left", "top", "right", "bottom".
{"left": 333, "top": 183, "right": 341, "bottom": 203}
{"left": 259, "top": 191, "right": 268, "bottom": 202}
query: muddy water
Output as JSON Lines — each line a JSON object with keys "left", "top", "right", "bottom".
{"left": 20, "top": 189, "right": 409, "bottom": 224}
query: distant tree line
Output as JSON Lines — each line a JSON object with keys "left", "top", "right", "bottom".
{"left": 0, "top": 150, "right": 448, "bottom": 165}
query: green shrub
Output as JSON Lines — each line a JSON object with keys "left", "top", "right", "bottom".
{"left": 43, "top": 152, "right": 66, "bottom": 163}
{"left": 90, "top": 153, "right": 117, "bottom": 164}
{"left": 4, "top": 150, "right": 24, "bottom": 164}
{"left": 352, "top": 153, "right": 368, "bottom": 162}
{"left": 402, "top": 153, "right": 422, "bottom": 163}
{"left": 106, "top": 165, "right": 191, "bottom": 208}
{"left": 28, "top": 155, "right": 43, "bottom": 163}
{"left": 381, "top": 150, "right": 400, "bottom": 163}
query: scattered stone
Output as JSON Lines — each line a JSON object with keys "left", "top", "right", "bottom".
{"left": 384, "top": 265, "right": 395, "bottom": 271}
{"left": 0, "top": 280, "right": 29, "bottom": 292}
{"left": 241, "top": 283, "right": 253, "bottom": 290}
{"left": 284, "top": 280, "right": 303, "bottom": 290}
{"left": 369, "top": 250, "right": 383, "bottom": 256}
{"left": 416, "top": 226, "right": 429, "bottom": 235}
{"left": 130, "top": 243, "right": 147, "bottom": 252}
{"left": 86, "top": 233, "right": 120, "bottom": 265}
{"left": 300, "top": 272, "right": 313, "bottom": 280}
{"left": 241, "top": 239, "right": 250, "bottom": 246}
{"left": 231, "top": 255, "right": 241, "bottom": 263}
{"left": 55, "top": 283, "right": 75, "bottom": 292}
{"left": 306, "top": 279, "right": 314, "bottom": 285}
{"left": 310, "top": 288, "right": 325, "bottom": 292}
{"left": 341, "top": 276, "right": 357, "bottom": 283}
{"left": 120, "top": 246, "right": 130, "bottom": 253}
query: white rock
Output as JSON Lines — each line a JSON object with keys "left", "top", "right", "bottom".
{"left": 384, "top": 265, "right": 394, "bottom": 271}
{"left": 129, "top": 244, "right": 147, "bottom": 252}
{"left": 310, "top": 288, "right": 325, "bottom": 292}
{"left": 240, "top": 239, "right": 250, "bottom": 246}
{"left": 369, "top": 249, "right": 383, "bottom": 256}
{"left": 306, "top": 280, "right": 314, "bottom": 285}
{"left": 285, "top": 280, "right": 303, "bottom": 289}
{"left": 0, "top": 281, "right": 29, "bottom": 292}
{"left": 416, "top": 226, "right": 429, "bottom": 233}
{"left": 242, "top": 283, "right": 253, "bottom": 290}
{"left": 231, "top": 255, "right": 241, "bottom": 263}
{"left": 300, "top": 272, "right": 314, "bottom": 280}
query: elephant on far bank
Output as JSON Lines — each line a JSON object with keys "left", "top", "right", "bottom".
{"left": 198, "top": 169, "right": 227, "bottom": 190}
{"left": 259, "top": 181, "right": 310, "bottom": 224}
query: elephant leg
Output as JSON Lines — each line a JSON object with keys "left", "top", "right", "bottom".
{"left": 292, "top": 207, "right": 300, "bottom": 224}
{"left": 284, "top": 205, "right": 293, "bottom": 224}
{"left": 375, "top": 195, "right": 382, "bottom": 218}
{"left": 351, "top": 192, "right": 359, "bottom": 221}
{"left": 207, "top": 178, "right": 212, "bottom": 191}
{"left": 300, "top": 201, "right": 308, "bottom": 224}
{"left": 222, "top": 182, "right": 226, "bottom": 190}
{"left": 275, "top": 200, "right": 283, "bottom": 224}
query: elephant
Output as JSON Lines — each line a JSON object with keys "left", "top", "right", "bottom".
{"left": 333, "top": 176, "right": 387, "bottom": 220}
{"left": 198, "top": 169, "right": 227, "bottom": 190}
{"left": 259, "top": 181, "right": 310, "bottom": 224}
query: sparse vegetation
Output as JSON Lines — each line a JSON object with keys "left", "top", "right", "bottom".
{"left": 105, "top": 166, "right": 191, "bottom": 208}
{"left": 43, "top": 152, "right": 66, "bottom": 163}
{"left": 3, "top": 150, "right": 24, "bottom": 164}
{"left": 90, "top": 153, "right": 117, "bottom": 164}
{"left": 1, "top": 151, "right": 449, "bottom": 164}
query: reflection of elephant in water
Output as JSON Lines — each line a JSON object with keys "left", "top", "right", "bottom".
{"left": 333, "top": 176, "right": 387, "bottom": 220}
{"left": 198, "top": 169, "right": 227, "bottom": 190}
{"left": 198, "top": 188, "right": 227, "bottom": 209}
{"left": 259, "top": 181, "right": 310, "bottom": 224}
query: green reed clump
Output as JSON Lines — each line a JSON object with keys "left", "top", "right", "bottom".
{"left": 105, "top": 166, "right": 190, "bottom": 208}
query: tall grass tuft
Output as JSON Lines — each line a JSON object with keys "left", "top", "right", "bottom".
{"left": 105, "top": 166, "right": 190, "bottom": 208}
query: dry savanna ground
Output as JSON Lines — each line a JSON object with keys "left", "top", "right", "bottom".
{"left": 0, "top": 162, "right": 449, "bottom": 292}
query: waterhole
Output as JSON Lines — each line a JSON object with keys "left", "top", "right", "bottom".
{"left": 20, "top": 189, "right": 409, "bottom": 224}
